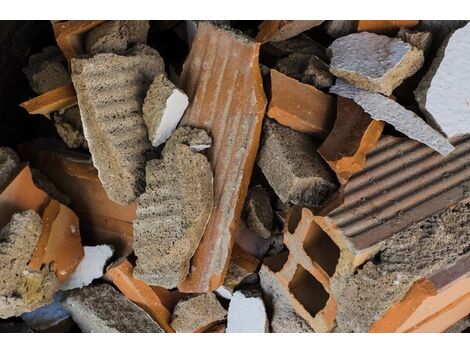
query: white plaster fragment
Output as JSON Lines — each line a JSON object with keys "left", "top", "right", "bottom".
{"left": 330, "top": 79, "right": 454, "bottom": 156}
{"left": 425, "top": 23, "right": 470, "bottom": 138}
{"left": 226, "top": 290, "right": 269, "bottom": 333}
{"left": 215, "top": 285, "right": 233, "bottom": 300}
{"left": 60, "top": 245, "right": 113, "bottom": 290}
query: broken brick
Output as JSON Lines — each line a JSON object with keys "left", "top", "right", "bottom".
{"left": 257, "top": 119, "right": 337, "bottom": 207}
{"left": 177, "top": 22, "right": 267, "bottom": 292}
{"left": 142, "top": 74, "right": 189, "bottom": 147}
{"left": 170, "top": 292, "right": 227, "bottom": 333}
{"left": 256, "top": 20, "right": 324, "bottom": 42}
{"left": 71, "top": 44, "right": 164, "bottom": 204}
{"left": 64, "top": 283, "right": 164, "bottom": 332}
{"left": 133, "top": 127, "right": 213, "bottom": 288}
{"left": 318, "top": 97, "right": 384, "bottom": 184}
{"left": 267, "top": 69, "right": 336, "bottom": 138}
{"left": 357, "top": 20, "right": 419, "bottom": 35}
{"left": 330, "top": 79, "right": 454, "bottom": 156}
{"left": 243, "top": 185, "right": 273, "bottom": 239}
{"left": 329, "top": 32, "right": 424, "bottom": 96}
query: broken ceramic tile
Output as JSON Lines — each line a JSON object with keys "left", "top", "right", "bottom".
{"left": 133, "top": 127, "right": 213, "bottom": 289}
{"left": 143, "top": 74, "right": 189, "bottom": 147}
{"left": 226, "top": 288, "right": 269, "bottom": 333}
{"left": 329, "top": 32, "right": 424, "bottom": 96}
{"left": 330, "top": 79, "right": 454, "bottom": 156}
{"left": 60, "top": 245, "right": 113, "bottom": 290}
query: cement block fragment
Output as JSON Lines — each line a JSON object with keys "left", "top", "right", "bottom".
{"left": 23, "top": 46, "right": 71, "bottom": 95}
{"left": 85, "top": 20, "right": 149, "bottom": 54}
{"left": 170, "top": 292, "right": 227, "bottom": 333}
{"left": 397, "top": 28, "right": 433, "bottom": 54}
{"left": 133, "top": 127, "right": 213, "bottom": 288}
{"left": 414, "top": 23, "right": 470, "bottom": 138}
{"left": 71, "top": 44, "right": 165, "bottom": 204}
{"left": 64, "top": 283, "right": 163, "bottom": 332}
{"left": 329, "top": 32, "right": 424, "bottom": 96}
{"left": 257, "top": 120, "right": 337, "bottom": 207}
{"left": 330, "top": 79, "right": 454, "bottom": 156}
{"left": 0, "top": 211, "right": 60, "bottom": 318}
{"left": 227, "top": 289, "right": 269, "bottom": 333}
{"left": 53, "top": 106, "right": 87, "bottom": 149}
{"left": 0, "top": 147, "right": 20, "bottom": 190}
{"left": 324, "top": 20, "right": 356, "bottom": 38}
{"left": 143, "top": 74, "right": 189, "bottom": 147}
{"left": 243, "top": 185, "right": 273, "bottom": 239}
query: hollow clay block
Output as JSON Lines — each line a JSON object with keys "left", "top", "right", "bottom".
{"left": 143, "top": 74, "right": 189, "bottom": 147}
{"left": 0, "top": 211, "right": 60, "bottom": 319}
{"left": 64, "top": 283, "right": 164, "bottom": 333}
{"left": 133, "top": 127, "right": 213, "bottom": 288}
{"left": 329, "top": 32, "right": 424, "bottom": 96}
{"left": 330, "top": 79, "right": 454, "bottom": 156}
{"left": 71, "top": 44, "right": 165, "bottom": 204}
{"left": 257, "top": 119, "right": 337, "bottom": 207}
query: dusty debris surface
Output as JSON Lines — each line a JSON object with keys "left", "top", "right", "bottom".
{"left": 0, "top": 19, "right": 469, "bottom": 333}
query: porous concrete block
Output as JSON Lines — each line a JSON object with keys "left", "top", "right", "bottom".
{"left": 53, "top": 106, "right": 87, "bottom": 149}
{"left": 227, "top": 289, "right": 269, "bottom": 333}
{"left": 243, "top": 185, "right": 273, "bottom": 239}
{"left": 64, "top": 283, "right": 163, "bottom": 332}
{"left": 143, "top": 74, "right": 189, "bottom": 147}
{"left": 71, "top": 44, "right": 165, "bottom": 204}
{"left": 0, "top": 211, "right": 60, "bottom": 318}
{"left": 0, "top": 147, "right": 19, "bottom": 190}
{"left": 85, "top": 20, "right": 149, "bottom": 54}
{"left": 170, "top": 292, "right": 227, "bottom": 333}
{"left": 257, "top": 119, "right": 337, "bottom": 207}
{"left": 330, "top": 79, "right": 454, "bottom": 156}
{"left": 133, "top": 127, "right": 213, "bottom": 288}
{"left": 329, "top": 32, "right": 424, "bottom": 96}
{"left": 414, "top": 23, "right": 470, "bottom": 138}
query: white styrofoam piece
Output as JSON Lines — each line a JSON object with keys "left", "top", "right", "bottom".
{"left": 226, "top": 290, "right": 269, "bottom": 333}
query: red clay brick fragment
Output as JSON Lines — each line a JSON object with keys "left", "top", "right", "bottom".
{"left": 357, "top": 20, "right": 419, "bottom": 35}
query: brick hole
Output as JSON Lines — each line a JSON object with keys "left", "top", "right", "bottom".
{"left": 263, "top": 250, "right": 289, "bottom": 273}
{"left": 303, "top": 223, "right": 340, "bottom": 277}
{"left": 288, "top": 265, "right": 329, "bottom": 318}
{"left": 287, "top": 205, "right": 303, "bottom": 234}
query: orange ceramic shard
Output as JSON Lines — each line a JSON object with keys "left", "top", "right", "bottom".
{"left": 318, "top": 97, "right": 384, "bottom": 184}
{"left": 177, "top": 22, "right": 267, "bottom": 292}
{"left": 357, "top": 20, "right": 419, "bottom": 35}
{"left": 19, "top": 84, "right": 77, "bottom": 119}
{"left": 267, "top": 69, "right": 336, "bottom": 139}
{"left": 29, "top": 200, "right": 84, "bottom": 282}
{"left": 52, "top": 20, "right": 105, "bottom": 59}
{"left": 105, "top": 260, "right": 174, "bottom": 332}
{"left": 256, "top": 20, "right": 324, "bottom": 42}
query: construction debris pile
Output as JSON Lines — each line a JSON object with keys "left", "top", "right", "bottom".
{"left": 0, "top": 19, "right": 469, "bottom": 333}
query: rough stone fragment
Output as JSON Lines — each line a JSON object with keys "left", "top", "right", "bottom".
{"left": 64, "top": 283, "right": 163, "bottom": 332}
{"left": 61, "top": 245, "right": 113, "bottom": 290}
{"left": 85, "top": 20, "right": 149, "bottom": 54}
{"left": 71, "top": 44, "right": 165, "bottom": 204}
{"left": 23, "top": 46, "right": 71, "bottom": 95}
{"left": 133, "top": 127, "right": 213, "bottom": 288}
{"left": 267, "top": 69, "right": 336, "bottom": 137}
{"left": 53, "top": 106, "right": 87, "bottom": 149}
{"left": 243, "top": 185, "right": 273, "bottom": 239}
{"left": 143, "top": 74, "right": 189, "bottom": 147}
{"left": 330, "top": 79, "right": 454, "bottom": 156}
{"left": 0, "top": 211, "right": 60, "bottom": 319}
{"left": 0, "top": 147, "right": 20, "bottom": 190}
{"left": 396, "top": 28, "right": 433, "bottom": 54}
{"left": 324, "top": 20, "right": 356, "bottom": 38}
{"left": 177, "top": 22, "right": 267, "bottom": 292}
{"left": 170, "top": 292, "right": 227, "bottom": 333}
{"left": 318, "top": 97, "right": 384, "bottom": 184}
{"left": 357, "top": 20, "right": 418, "bottom": 35}
{"left": 257, "top": 119, "right": 337, "bottom": 207}
{"left": 414, "top": 23, "right": 470, "bottom": 138}
{"left": 259, "top": 265, "right": 314, "bottom": 333}
{"left": 227, "top": 289, "right": 269, "bottom": 333}
{"left": 329, "top": 32, "right": 424, "bottom": 96}
{"left": 256, "top": 20, "right": 324, "bottom": 42}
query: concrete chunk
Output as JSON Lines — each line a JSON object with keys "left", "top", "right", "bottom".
{"left": 324, "top": 20, "right": 356, "bottom": 38}
{"left": 71, "top": 44, "right": 165, "bottom": 204}
{"left": 329, "top": 32, "right": 424, "bottom": 96}
{"left": 64, "top": 283, "right": 163, "bottom": 332}
{"left": 227, "top": 289, "right": 269, "bottom": 333}
{"left": 414, "top": 23, "right": 470, "bottom": 138}
{"left": 257, "top": 119, "right": 337, "bottom": 207}
{"left": 396, "top": 28, "right": 433, "bottom": 54}
{"left": 133, "top": 127, "right": 213, "bottom": 288}
{"left": 143, "top": 74, "right": 189, "bottom": 147}
{"left": 170, "top": 292, "right": 227, "bottom": 333}
{"left": 85, "top": 20, "right": 149, "bottom": 54}
{"left": 0, "top": 211, "right": 60, "bottom": 318}
{"left": 330, "top": 79, "right": 454, "bottom": 156}
{"left": 0, "top": 147, "right": 20, "bottom": 190}
{"left": 243, "top": 185, "right": 273, "bottom": 239}
{"left": 53, "top": 106, "right": 87, "bottom": 149}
